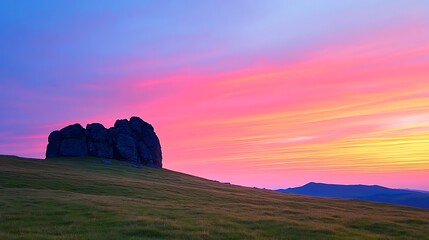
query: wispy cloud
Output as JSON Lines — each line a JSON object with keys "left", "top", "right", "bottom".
{"left": 1, "top": 1, "right": 429, "bottom": 190}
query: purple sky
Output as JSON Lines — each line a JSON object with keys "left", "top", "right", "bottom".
{"left": 1, "top": 1, "right": 429, "bottom": 190}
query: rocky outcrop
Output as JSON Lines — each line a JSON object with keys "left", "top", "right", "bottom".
{"left": 46, "top": 117, "right": 162, "bottom": 168}
{"left": 87, "top": 123, "right": 113, "bottom": 159}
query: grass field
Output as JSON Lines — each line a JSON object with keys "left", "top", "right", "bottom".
{"left": 0, "top": 155, "right": 428, "bottom": 239}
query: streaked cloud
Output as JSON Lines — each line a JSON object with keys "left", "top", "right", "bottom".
{"left": 1, "top": 1, "right": 429, "bottom": 190}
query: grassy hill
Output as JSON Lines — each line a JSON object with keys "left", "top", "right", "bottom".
{"left": 1, "top": 155, "right": 428, "bottom": 239}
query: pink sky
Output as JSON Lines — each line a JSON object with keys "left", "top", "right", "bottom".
{"left": 1, "top": 1, "right": 429, "bottom": 190}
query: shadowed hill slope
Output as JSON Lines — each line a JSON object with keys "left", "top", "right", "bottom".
{"left": 1, "top": 155, "right": 429, "bottom": 239}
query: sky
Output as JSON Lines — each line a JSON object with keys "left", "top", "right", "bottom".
{"left": 1, "top": 0, "right": 429, "bottom": 190}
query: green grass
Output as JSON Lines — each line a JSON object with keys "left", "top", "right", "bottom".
{"left": 0, "top": 155, "right": 428, "bottom": 239}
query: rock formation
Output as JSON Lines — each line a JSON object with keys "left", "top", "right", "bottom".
{"left": 46, "top": 117, "right": 162, "bottom": 168}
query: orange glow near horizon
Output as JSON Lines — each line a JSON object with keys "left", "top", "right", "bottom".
{"left": 2, "top": 5, "right": 429, "bottom": 190}
{"left": 142, "top": 24, "right": 429, "bottom": 190}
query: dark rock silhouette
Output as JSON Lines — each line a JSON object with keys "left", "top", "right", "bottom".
{"left": 87, "top": 123, "right": 113, "bottom": 159}
{"left": 46, "top": 117, "right": 162, "bottom": 168}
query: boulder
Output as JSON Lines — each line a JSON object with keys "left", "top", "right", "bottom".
{"left": 101, "top": 159, "right": 112, "bottom": 165}
{"left": 46, "top": 130, "right": 60, "bottom": 158}
{"left": 113, "top": 132, "right": 139, "bottom": 163}
{"left": 87, "top": 123, "right": 113, "bottom": 158}
{"left": 45, "top": 117, "right": 162, "bottom": 168}
{"left": 58, "top": 124, "right": 88, "bottom": 157}
{"left": 46, "top": 124, "right": 88, "bottom": 157}
{"left": 58, "top": 124, "right": 86, "bottom": 139}
{"left": 59, "top": 138, "right": 88, "bottom": 157}
{"left": 129, "top": 116, "right": 162, "bottom": 167}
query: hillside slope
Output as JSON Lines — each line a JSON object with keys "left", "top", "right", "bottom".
{"left": 277, "top": 182, "right": 429, "bottom": 209}
{"left": 1, "top": 155, "right": 429, "bottom": 239}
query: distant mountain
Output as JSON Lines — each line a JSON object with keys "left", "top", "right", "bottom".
{"left": 277, "top": 182, "right": 429, "bottom": 209}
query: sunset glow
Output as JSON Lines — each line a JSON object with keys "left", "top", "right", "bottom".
{"left": 1, "top": 1, "right": 429, "bottom": 190}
